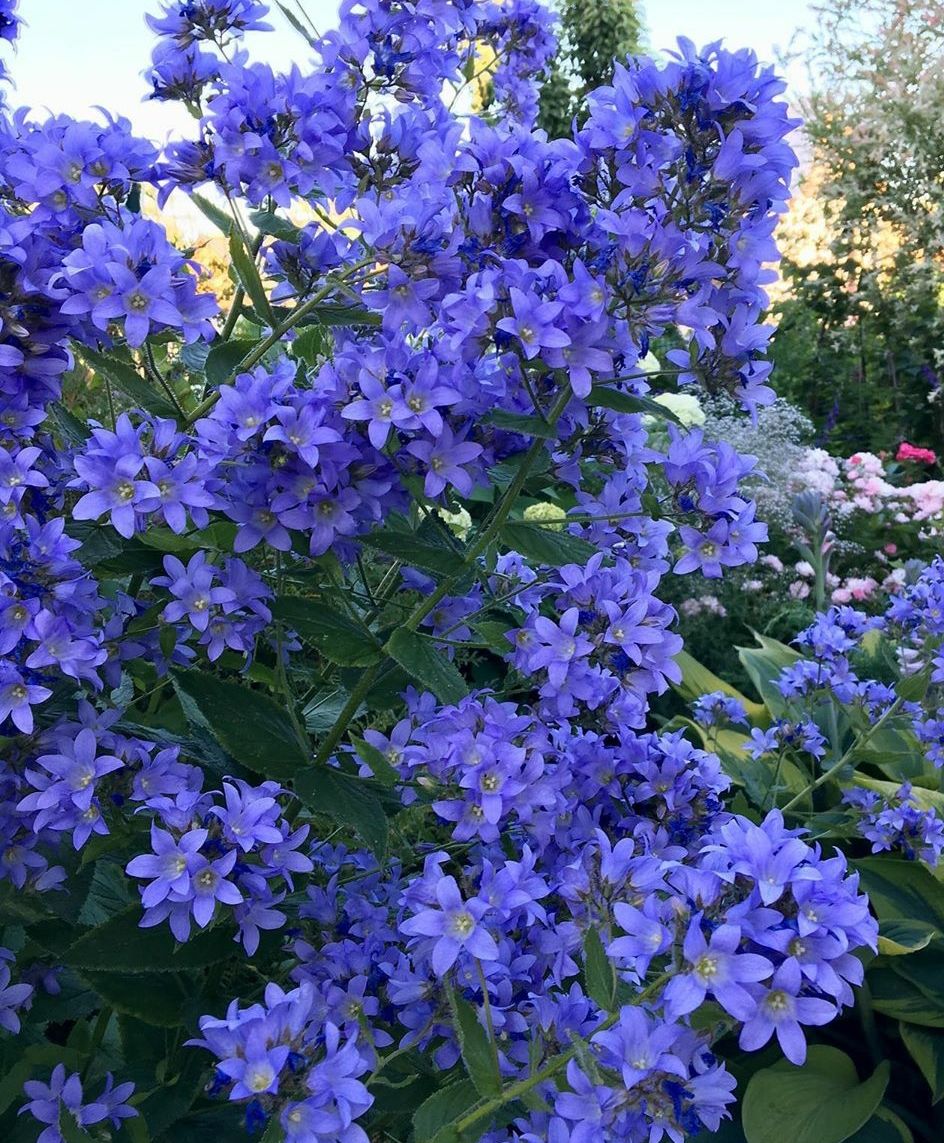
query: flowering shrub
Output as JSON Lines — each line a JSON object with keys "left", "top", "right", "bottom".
{"left": 0, "top": 1, "right": 907, "bottom": 1141}
{"left": 681, "top": 558, "right": 944, "bottom": 1138}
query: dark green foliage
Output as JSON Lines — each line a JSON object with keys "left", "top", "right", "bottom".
{"left": 538, "top": 0, "right": 643, "bottom": 137}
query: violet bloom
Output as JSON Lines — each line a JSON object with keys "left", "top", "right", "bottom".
{"left": 263, "top": 404, "right": 341, "bottom": 468}
{"left": 400, "top": 874, "right": 498, "bottom": 975}
{"left": 738, "top": 961, "right": 836, "bottom": 1065}
{"left": 125, "top": 825, "right": 209, "bottom": 908}
{"left": 72, "top": 454, "right": 159, "bottom": 539}
{"left": 0, "top": 667, "right": 52, "bottom": 734}
{"left": 110, "top": 263, "right": 183, "bottom": 347}
{"left": 526, "top": 608, "right": 594, "bottom": 688}
{"left": 152, "top": 551, "right": 236, "bottom": 632}
{"left": 664, "top": 920, "right": 772, "bottom": 1021}
{"left": 140, "top": 454, "right": 214, "bottom": 533}
{"left": 0, "top": 444, "right": 48, "bottom": 505}
{"left": 496, "top": 286, "right": 570, "bottom": 360}
{"left": 0, "top": 958, "right": 33, "bottom": 1034}
{"left": 406, "top": 427, "right": 482, "bottom": 498}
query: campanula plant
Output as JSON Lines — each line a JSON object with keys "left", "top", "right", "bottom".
{"left": 0, "top": 0, "right": 898, "bottom": 1140}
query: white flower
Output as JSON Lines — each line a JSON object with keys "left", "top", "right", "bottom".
{"left": 435, "top": 505, "right": 472, "bottom": 539}
{"left": 523, "top": 501, "right": 566, "bottom": 531}
{"left": 651, "top": 391, "right": 705, "bottom": 428}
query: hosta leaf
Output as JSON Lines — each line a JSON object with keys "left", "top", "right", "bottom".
{"left": 742, "top": 1047, "right": 888, "bottom": 1143}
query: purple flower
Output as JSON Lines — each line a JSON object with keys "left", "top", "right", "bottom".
{"left": 664, "top": 919, "right": 772, "bottom": 1020}
{"left": 738, "top": 961, "right": 836, "bottom": 1064}
{"left": 126, "top": 825, "right": 209, "bottom": 907}
{"left": 0, "top": 665, "right": 51, "bottom": 734}
{"left": 406, "top": 427, "right": 482, "bottom": 498}
{"left": 400, "top": 873, "right": 498, "bottom": 975}
{"left": 496, "top": 287, "right": 570, "bottom": 360}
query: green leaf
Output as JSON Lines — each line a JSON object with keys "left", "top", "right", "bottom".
{"left": 742, "top": 1047, "right": 889, "bottom": 1143}
{"left": 854, "top": 777, "right": 944, "bottom": 817}
{"left": 587, "top": 387, "right": 683, "bottom": 424}
{"left": 854, "top": 856, "right": 944, "bottom": 933}
{"left": 898, "top": 668, "right": 931, "bottom": 703}
{"left": 356, "top": 530, "right": 461, "bottom": 576}
{"left": 297, "top": 303, "right": 380, "bottom": 328}
{"left": 228, "top": 230, "right": 275, "bottom": 326}
{"left": 65, "top": 905, "right": 236, "bottom": 973}
{"left": 500, "top": 521, "right": 596, "bottom": 566}
{"left": 868, "top": 966, "right": 944, "bottom": 1027}
{"left": 900, "top": 1022, "right": 944, "bottom": 1103}
{"left": 204, "top": 338, "right": 262, "bottom": 390}
{"left": 171, "top": 669, "right": 308, "bottom": 780}
{"left": 413, "top": 1078, "right": 480, "bottom": 1143}
{"left": 275, "top": 0, "right": 318, "bottom": 45}
{"left": 485, "top": 410, "right": 558, "bottom": 439}
{"left": 736, "top": 633, "right": 802, "bottom": 717}
{"left": 50, "top": 402, "right": 91, "bottom": 446}
{"left": 351, "top": 735, "right": 399, "bottom": 785}
{"left": 78, "top": 348, "right": 179, "bottom": 419}
{"left": 259, "top": 1119, "right": 285, "bottom": 1143}
{"left": 271, "top": 596, "right": 382, "bottom": 667}
{"left": 294, "top": 768, "right": 389, "bottom": 857}
{"left": 80, "top": 971, "right": 189, "bottom": 1027}
{"left": 447, "top": 987, "right": 501, "bottom": 1098}
{"left": 290, "top": 325, "right": 328, "bottom": 366}
{"left": 59, "top": 1106, "right": 91, "bottom": 1143}
{"left": 386, "top": 629, "right": 468, "bottom": 705}
{"left": 583, "top": 926, "right": 616, "bottom": 1011}
{"left": 847, "top": 1110, "right": 914, "bottom": 1143}
{"left": 192, "top": 192, "right": 234, "bottom": 235}
{"left": 877, "top": 919, "right": 938, "bottom": 957}
{"left": 248, "top": 209, "right": 300, "bottom": 241}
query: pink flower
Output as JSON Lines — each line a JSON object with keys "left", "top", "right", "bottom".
{"left": 896, "top": 441, "right": 937, "bottom": 465}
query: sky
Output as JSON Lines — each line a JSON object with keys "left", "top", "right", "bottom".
{"left": 8, "top": 0, "right": 814, "bottom": 141}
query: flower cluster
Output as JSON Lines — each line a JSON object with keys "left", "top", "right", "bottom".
{"left": 0, "top": 2, "right": 869, "bottom": 1141}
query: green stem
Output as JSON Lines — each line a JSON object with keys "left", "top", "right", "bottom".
{"left": 308, "top": 384, "right": 571, "bottom": 770}
{"left": 782, "top": 697, "right": 903, "bottom": 812}
{"left": 185, "top": 259, "right": 377, "bottom": 425}
{"left": 454, "top": 972, "right": 670, "bottom": 1137}
{"left": 82, "top": 1005, "right": 113, "bottom": 1083}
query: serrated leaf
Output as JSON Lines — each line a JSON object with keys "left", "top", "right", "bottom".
{"left": 583, "top": 926, "right": 616, "bottom": 1011}
{"left": 78, "top": 348, "right": 179, "bottom": 419}
{"left": 412, "top": 1079, "right": 479, "bottom": 1143}
{"left": 191, "top": 192, "right": 233, "bottom": 235}
{"left": 259, "top": 1118, "right": 285, "bottom": 1143}
{"left": 228, "top": 230, "right": 275, "bottom": 326}
{"left": 357, "top": 531, "right": 462, "bottom": 576}
{"left": 50, "top": 402, "right": 91, "bottom": 445}
{"left": 65, "top": 905, "right": 236, "bottom": 972}
{"left": 898, "top": 668, "right": 931, "bottom": 703}
{"left": 249, "top": 209, "right": 300, "bottom": 241}
{"left": 387, "top": 629, "right": 468, "bottom": 704}
{"left": 742, "top": 1047, "right": 888, "bottom": 1143}
{"left": 500, "top": 521, "right": 596, "bottom": 566}
{"left": 351, "top": 735, "right": 399, "bottom": 785}
{"left": 290, "top": 324, "right": 327, "bottom": 366}
{"left": 294, "top": 768, "right": 389, "bottom": 857}
{"left": 203, "top": 338, "right": 263, "bottom": 390}
{"left": 59, "top": 1106, "right": 92, "bottom": 1143}
{"left": 272, "top": 596, "right": 382, "bottom": 667}
{"left": 447, "top": 987, "right": 501, "bottom": 1097}
{"left": 485, "top": 409, "right": 558, "bottom": 439}
{"left": 588, "top": 387, "right": 683, "bottom": 424}
{"left": 171, "top": 669, "right": 308, "bottom": 780}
